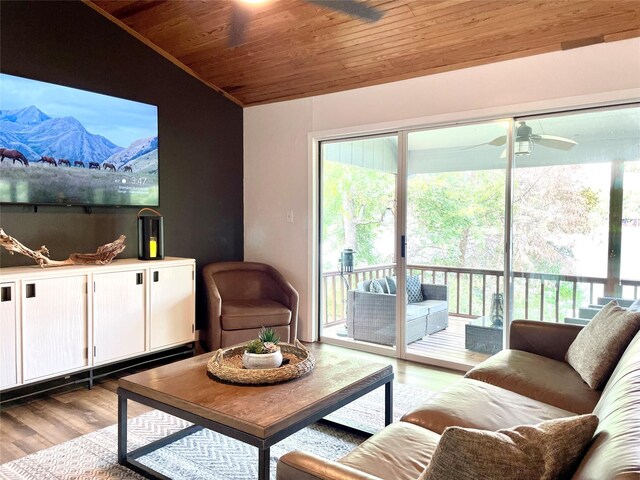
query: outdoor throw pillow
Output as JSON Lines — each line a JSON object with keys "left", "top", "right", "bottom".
{"left": 369, "top": 279, "right": 385, "bottom": 294}
{"left": 421, "top": 414, "right": 598, "bottom": 480}
{"left": 566, "top": 300, "right": 640, "bottom": 389}
{"left": 406, "top": 275, "right": 424, "bottom": 303}
{"left": 385, "top": 276, "right": 397, "bottom": 295}
{"left": 629, "top": 298, "right": 640, "bottom": 312}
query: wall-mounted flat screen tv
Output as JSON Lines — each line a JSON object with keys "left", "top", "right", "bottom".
{"left": 0, "top": 73, "right": 158, "bottom": 206}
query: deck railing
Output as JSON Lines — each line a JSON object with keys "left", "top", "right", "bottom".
{"left": 321, "top": 264, "right": 640, "bottom": 327}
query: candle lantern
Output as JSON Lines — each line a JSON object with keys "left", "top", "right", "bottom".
{"left": 137, "top": 208, "right": 164, "bottom": 260}
{"left": 490, "top": 293, "right": 504, "bottom": 326}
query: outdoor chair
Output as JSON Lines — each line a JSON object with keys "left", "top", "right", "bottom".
{"left": 346, "top": 280, "right": 448, "bottom": 346}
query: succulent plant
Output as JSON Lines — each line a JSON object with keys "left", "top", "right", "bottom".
{"left": 258, "top": 327, "right": 280, "bottom": 345}
{"left": 245, "top": 339, "right": 265, "bottom": 354}
{"left": 245, "top": 328, "right": 281, "bottom": 355}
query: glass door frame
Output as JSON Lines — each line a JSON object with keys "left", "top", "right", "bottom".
{"left": 400, "top": 119, "right": 514, "bottom": 368}
{"left": 317, "top": 119, "right": 516, "bottom": 367}
{"left": 317, "top": 131, "right": 403, "bottom": 359}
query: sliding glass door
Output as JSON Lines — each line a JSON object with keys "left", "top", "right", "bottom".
{"left": 510, "top": 106, "right": 640, "bottom": 325}
{"left": 319, "top": 134, "right": 400, "bottom": 353}
{"left": 318, "top": 103, "right": 639, "bottom": 369}
{"left": 404, "top": 121, "right": 508, "bottom": 368}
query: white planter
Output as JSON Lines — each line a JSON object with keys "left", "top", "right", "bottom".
{"left": 242, "top": 348, "right": 283, "bottom": 369}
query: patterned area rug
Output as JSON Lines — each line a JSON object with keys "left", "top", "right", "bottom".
{"left": 0, "top": 382, "right": 433, "bottom": 480}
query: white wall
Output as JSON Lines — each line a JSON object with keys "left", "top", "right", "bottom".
{"left": 244, "top": 38, "right": 640, "bottom": 342}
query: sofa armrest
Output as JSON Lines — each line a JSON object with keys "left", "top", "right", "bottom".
{"left": 421, "top": 283, "right": 448, "bottom": 302}
{"left": 277, "top": 451, "right": 383, "bottom": 480}
{"left": 353, "top": 289, "right": 396, "bottom": 302}
{"left": 509, "top": 320, "right": 583, "bottom": 361}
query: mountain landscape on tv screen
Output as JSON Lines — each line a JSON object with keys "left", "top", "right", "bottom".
{"left": 0, "top": 105, "right": 157, "bottom": 172}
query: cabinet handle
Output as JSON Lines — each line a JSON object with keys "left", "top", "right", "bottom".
{"left": 26, "top": 283, "right": 36, "bottom": 298}
{"left": 153, "top": 271, "right": 159, "bottom": 282}
{"left": 136, "top": 273, "right": 143, "bottom": 285}
{"left": 1, "top": 286, "right": 11, "bottom": 302}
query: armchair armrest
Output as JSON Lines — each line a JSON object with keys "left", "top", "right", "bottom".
{"left": 267, "top": 266, "right": 300, "bottom": 341}
{"left": 510, "top": 320, "right": 583, "bottom": 361}
{"left": 202, "top": 264, "right": 223, "bottom": 351}
{"left": 421, "top": 283, "right": 448, "bottom": 301}
{"left": 277, "top": 451, "right": 383, "bottom": 480}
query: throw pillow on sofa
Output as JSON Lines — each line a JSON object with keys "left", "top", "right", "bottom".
{"left": 421, "top": 414, "right": 598, "bottom": 480}
{"left": 407, "top": 275, "right": 424, "bottom": 303}
{"left": 565, "top": 300, "right": 640, "bottom": 389}
{"left": 385, "top": 276, "right": 397, "bottom": 294}
{"left": 368, "top": 279, "right": 385, "bottom": 294}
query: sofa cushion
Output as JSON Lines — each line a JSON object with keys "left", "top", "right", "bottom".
{"left": 357, "top": 280, "right": 372, "bottom": 292}
{"left": 385, "top": 276, "right": 396, "bottom": 294}
{"left": 402, "top": 378, "right": 575, "bottom": 434}
{"left": 369, "top": 279, "right": 385, "bottom": 294}
{"left": 465, "top": 349, "right": 600, "bottom": 414}
{"left": 573, "top": 332, "right": 640, "bottom": 479}
{"left": 406, "top": 303, "right": 431, "bottom": 321}
{"left": 421, "top": 414, "right": 598, "bottom": 480}
{"left": 566, "top": 300, "right": 640, "bottom": 389}
{"left": 407, "top": 275, "right": 424, "bottom": 303}
{"left": 339, "top": 422, "right": 440, "bottom": 480}
{"left": 221, "top": 299, "right": 291, "bottom": 330}
{"left": 423, "top": 300, "right": 447, "bottom": 314}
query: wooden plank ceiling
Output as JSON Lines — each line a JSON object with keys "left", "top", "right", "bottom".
{"left": 89, "top": 0, "right": 640, "bottom": 106}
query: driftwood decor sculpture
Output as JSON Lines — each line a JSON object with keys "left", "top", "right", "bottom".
{"left": 0, "top": 228, "right": 126, "bottom": 267}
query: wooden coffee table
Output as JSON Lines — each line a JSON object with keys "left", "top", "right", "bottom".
{"left": 117, "top": 349, "right": 393, "bottom": 480}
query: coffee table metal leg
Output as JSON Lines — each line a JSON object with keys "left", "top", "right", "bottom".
{"left": 258, "top": 447, "right": 270, "bottom": 480}
{"left": 118, "top": 393, "right": 127, "bottom": 465}
{"left": 385, "top": 380, "right": 393, "bottom": 426}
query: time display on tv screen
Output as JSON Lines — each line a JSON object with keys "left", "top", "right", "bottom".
{"left": 0, "top": 73, "right": 158, "bottom": 206}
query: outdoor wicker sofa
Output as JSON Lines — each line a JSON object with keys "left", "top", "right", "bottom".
{"left": 346, "top": 280, "right": 448, "bottom": 346}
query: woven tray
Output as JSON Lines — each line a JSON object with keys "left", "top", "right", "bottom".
{"left": 207, "top": 339, "right": 315, "bottom": 385}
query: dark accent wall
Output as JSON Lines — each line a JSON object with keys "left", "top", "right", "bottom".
{"left": 0, "top": 1, "right": 243, "bottom": 329}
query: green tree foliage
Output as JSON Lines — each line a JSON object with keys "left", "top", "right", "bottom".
{"left": 407, "top": 170, "right": 505, "bottom": 270}
{"left": 322, "top": 161, "right": 395, "bottom": 270}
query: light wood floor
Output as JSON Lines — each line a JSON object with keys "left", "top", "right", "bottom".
{"left": 0, "top": 342, "right": 462, "bottom": 464}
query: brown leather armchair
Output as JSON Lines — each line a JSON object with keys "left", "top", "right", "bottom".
{"left": 202, "top": 261, "right": 299, "bottom": 351}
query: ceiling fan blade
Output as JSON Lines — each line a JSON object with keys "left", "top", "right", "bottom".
{"left": 308, "top": 0, "right": 384, "bottom": 22}
{"left": 534, "top": 135, "right": 578, "bottom": 151}
{"left": 229, "top": 2, "right": 251, "bottom": 47}
{"left": 463, "top": 135, "right": 507, "bottom": 149}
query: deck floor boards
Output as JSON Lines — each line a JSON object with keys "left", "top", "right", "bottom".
{"left": 323, "top": 315, "right": 493, "bottom": 368}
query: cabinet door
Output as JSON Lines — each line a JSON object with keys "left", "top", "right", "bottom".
{"left": 1, "top": 282, "right": 18, "bottom": 389}
{"left": 150, "top": 265, "right": 195, "bottom": 350}
{"left": 22, "top": 276, "right": 87, "bottom": 382}
{"left": 93, "top": 270, "right": 146, "bottom": 365}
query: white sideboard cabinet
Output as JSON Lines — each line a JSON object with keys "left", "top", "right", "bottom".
{"left": 22, "top": 275, "right": 88, "bottom": 382}
{"left": 0, "top": 257, "right": 195, "bottom": 391}
{"left": 150, "top": 265, "right": 195, "bottom": 350}
{"left": 93, "top": 269, "right": 146, "bottom": 365}
{"left": 0, "top": 282, "right": 18, "bottom": 389}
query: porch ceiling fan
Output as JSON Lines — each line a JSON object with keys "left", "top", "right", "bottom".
{"left": 466, "top": 121, "right": 578, "bottom": 156}
{"left": 230, "top": 0, "right": 384, "bottom": 47}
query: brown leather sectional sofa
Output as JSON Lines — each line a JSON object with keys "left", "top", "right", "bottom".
{"left": 277, "top": 320, "right": 640, "bottom": 479}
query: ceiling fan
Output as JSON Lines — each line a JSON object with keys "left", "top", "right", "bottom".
{"left": 230, "top": 0, "right": 384, "bottom": 47}
{"left": 466, "top": 121, "right": 578, "bottom": 156}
